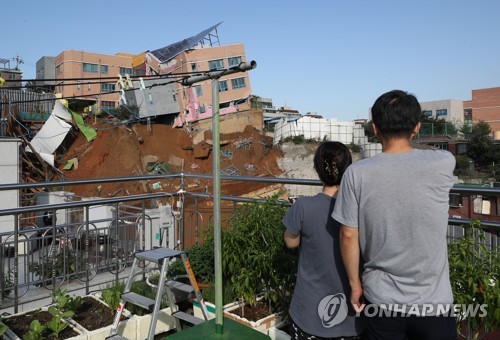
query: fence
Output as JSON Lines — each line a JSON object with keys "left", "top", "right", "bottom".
{"left": 0, "top": 173, "right": 498, "bottom": 313}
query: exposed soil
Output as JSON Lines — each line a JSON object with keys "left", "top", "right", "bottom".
{"left": 72, "top": 296, "right": 116, "bottom": 331}
{"left": 4, "top": 309, "right": 80, "bottom": 339}
{"left": 57, "top": 121, "right": 284, "bottom": 199}
{"left": 229, "top": 300, "right": 274, "bottom": 322}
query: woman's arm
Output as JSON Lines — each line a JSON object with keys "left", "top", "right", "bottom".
{"left": 284, "top": 229, "right": 300, "bottom": 248}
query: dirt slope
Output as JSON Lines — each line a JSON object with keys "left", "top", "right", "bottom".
{"left": 58, "top": 122, "right": 284, "bottom": 199}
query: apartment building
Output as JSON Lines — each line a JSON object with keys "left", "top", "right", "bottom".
{"left": 0, "top": 58, "right": 22, "bottom": 88}
{"left": 463, "top": 87, "right": 500, "bottom": 135}
{"left": 51, "top": 50, "right": 133, "bottom": 111}
{"left": 35, "top": 56, "right": 56, "bottom": 92}
{"left": 127, "top": 23, "right": 253, "bottom": 124}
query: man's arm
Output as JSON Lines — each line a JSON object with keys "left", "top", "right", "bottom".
{"left": 284, "top": 229, "right": 300, "bottom": 248}
{"left": 340, "top": 225, "right": 364, "bottom": 312}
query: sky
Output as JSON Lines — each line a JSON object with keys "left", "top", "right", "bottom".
{"left": 3, "top": 0, "right": 500, "bottom": 121}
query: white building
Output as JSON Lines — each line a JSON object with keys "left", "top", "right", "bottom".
{"left": 420, "top": 99, "right": 464, "bottom": 125}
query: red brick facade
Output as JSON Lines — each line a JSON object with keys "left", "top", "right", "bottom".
{"left": 463, "top": 87, "right": 500, "bottom": 133}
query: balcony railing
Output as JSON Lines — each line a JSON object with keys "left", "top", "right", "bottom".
{"left": 0, "top": 173, "right": 498, "bottom": 313}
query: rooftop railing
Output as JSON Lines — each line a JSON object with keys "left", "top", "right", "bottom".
{"left": 0, "top": 173, "right": 498, "bottom": 313}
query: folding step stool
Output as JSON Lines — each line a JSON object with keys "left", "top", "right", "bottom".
{"left": 106, "top": 247, "right": 210, "bottom": 340}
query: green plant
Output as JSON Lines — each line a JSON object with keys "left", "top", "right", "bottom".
{"left": 127, "top": 280, "right": 168, "bottom": 316}
{"left": 201, "top": 281, "right": 238, "bottom": 305}
{"left": 348, "top": 142, "right": 361, "bottom": 153}
{"left": 223, "top": 194, "right": 298, "bottom": 317}
{"left": 47, "top": 305, "right": 72, "bottom": 339}
{"left": 24, "top": 320, "right": 46, "bottom": 340}
{"left": 187, "top": 231, "right": 216, "bottom": 284}
{"left": 102, "top": 281, "right": 125, "bottom": 314}
{"left": 0, "top": 321, "right": 8, "bottom": 336}
{"left": 47, "top": 300, "right": 74, "bottom": 339}
{"left": 282, "top": 134, "right": 306, "bottom": 144}
{"left": 448, "top": 219, "right": 500, "bottom": 340}
{"left": 51, "top": 288, "right": 83, "bottom": 314}
{"left": 29, "top": 249, "right": 78, "bottom": 285}
{"left": 454, "top": 154, "right": 473, "bottom": 177}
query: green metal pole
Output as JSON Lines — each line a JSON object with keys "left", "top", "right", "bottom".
{"left": 212, "top": 78, "right": 223, "bottom": 334}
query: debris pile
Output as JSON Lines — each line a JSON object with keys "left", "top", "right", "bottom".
{"left": 58, "top": 122, "right": 284, "bottom": 199}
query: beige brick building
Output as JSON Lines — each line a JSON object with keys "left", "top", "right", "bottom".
{"left": 54, "top": 50, "right": 133, "bottom": 110}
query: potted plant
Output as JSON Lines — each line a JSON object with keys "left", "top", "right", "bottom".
{"left": 448, "top": 219, "right": 500, "bottom": 340}
{"left": 221, "top": 195, "right": 297, "bottom": 332}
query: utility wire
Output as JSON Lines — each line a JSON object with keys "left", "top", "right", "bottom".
{"left": 1, "top": 79, "right": 181, "bottom": 105}
{"left": 1, "top": 69, "right": 207, "bottom": 83}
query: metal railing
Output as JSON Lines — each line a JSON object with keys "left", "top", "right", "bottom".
{"left": 0, "top": 173, "right": 498, "bottom": 313}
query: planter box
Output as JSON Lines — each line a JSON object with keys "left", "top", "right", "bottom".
{"left": 69, "top": 314, "right": 137, "bottom": 340}
{"left": 135, "top": 307, "right": 177, "bottom": 339}
{"left": 2, "top": 307, "right": 83, "bottom": 340}
{"left": 193, "top": 299, "right": 283, "bottom": 334}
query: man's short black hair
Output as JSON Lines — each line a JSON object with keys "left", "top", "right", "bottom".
{"left": 371, "top": 90, "right": 421, "bottom": 139}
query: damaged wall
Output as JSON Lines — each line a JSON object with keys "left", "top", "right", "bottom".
{"left": 125, "top": 78, "right": 180, "bottom": 118}
{"left": 191, "top": 109, "right": 263, "bottom": 145}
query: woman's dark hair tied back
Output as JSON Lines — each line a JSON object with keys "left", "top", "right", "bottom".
{"left": 314, "top": 141, "right": 352, "bottom": 186}
{"left": 324, "top": 160, "right": 339, "bottom": 176}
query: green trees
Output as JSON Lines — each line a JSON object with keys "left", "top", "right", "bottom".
{"left": 466, "top": 121, "right": 499, "bottom": 170}
{"left": 419, "top": 115, "right": 459, "bottom": 136}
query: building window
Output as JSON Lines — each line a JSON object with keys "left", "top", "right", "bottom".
{"left": 102, "top": 83, "right": 116, "bottom": 93}
{"left": 228, "top": 56, "right": 242, "bottom": 67}
{"left": 473, "top": 195, "right": 492, "bottom": 215}
{"left": 432, "top": 143, "right": 448, "bottom": 150}
{"left": 101, "top": 101, "right": 115, "bottom": 111}
{"left": 77, "top": 81, "right": 81, "bottom": 90}
{"left": 231, "top": 77, "right": 246, "bottom": 89}
{"left": 101, "top": 65, "right": 108, "bottom": 74}
{"left": 422, "top": 110, "right": 432, "bottom": 117}
{"left": 457, "top": 143, "right": 467, "bottom": 154}
{"left": 218, "top": 80, "right": 228, "bottom": 92}
{"left": 8, "top": 74, "right": 16, "bottom": 80}
{"left": 436, "top": 109, "right": 447, "bottom": 117}
{"left": 83, "top": 63, "right": 98, "bottom": 73}
{"left": 55, "top": 65, "right": 61, "bottom": 74}
{"left": 208, "top": 59, "right": 224, "bottom": 70}
{"left": 120, "top": 67, "right": 132, "bottom": 75}
{"left": 191, "top": 63, "right": 198, "bottom": 72}
{"left": 195, "top": 85, "right": 203, "bottom": 96}
{"left": 449, "top": 193, "right": 462, "bottom": 208}
{"left": 88, "top": 83, "right": 91, "bottom": 91}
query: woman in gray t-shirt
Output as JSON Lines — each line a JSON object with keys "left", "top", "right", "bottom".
{"left": 283, "top": 141, "right": 363, "bottom": 339}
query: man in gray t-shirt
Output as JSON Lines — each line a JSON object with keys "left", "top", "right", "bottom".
{"left": 332, "top": 90, "right": 457, "bottom": 340}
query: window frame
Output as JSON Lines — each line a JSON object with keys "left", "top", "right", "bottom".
{"left": 208, "top": 59, "right": 224, "bottom": 71}
{"left": 228, "top": 56, "right": 242, "bottom": 67}
{"left": 83, "top": 63, "right": 98, "bottom": 73}
{"left": 218, "top": 80, "right": 228, "bottom": 92}
{"left": 101, "top": 82, "right": 116, "bottom": 93}
{"left": 231, "top": 77, "right": 246, "bottom": 89}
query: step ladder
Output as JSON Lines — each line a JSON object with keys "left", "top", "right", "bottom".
{"left": 106, "top": 247, "right": 210, "bottom": 340}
